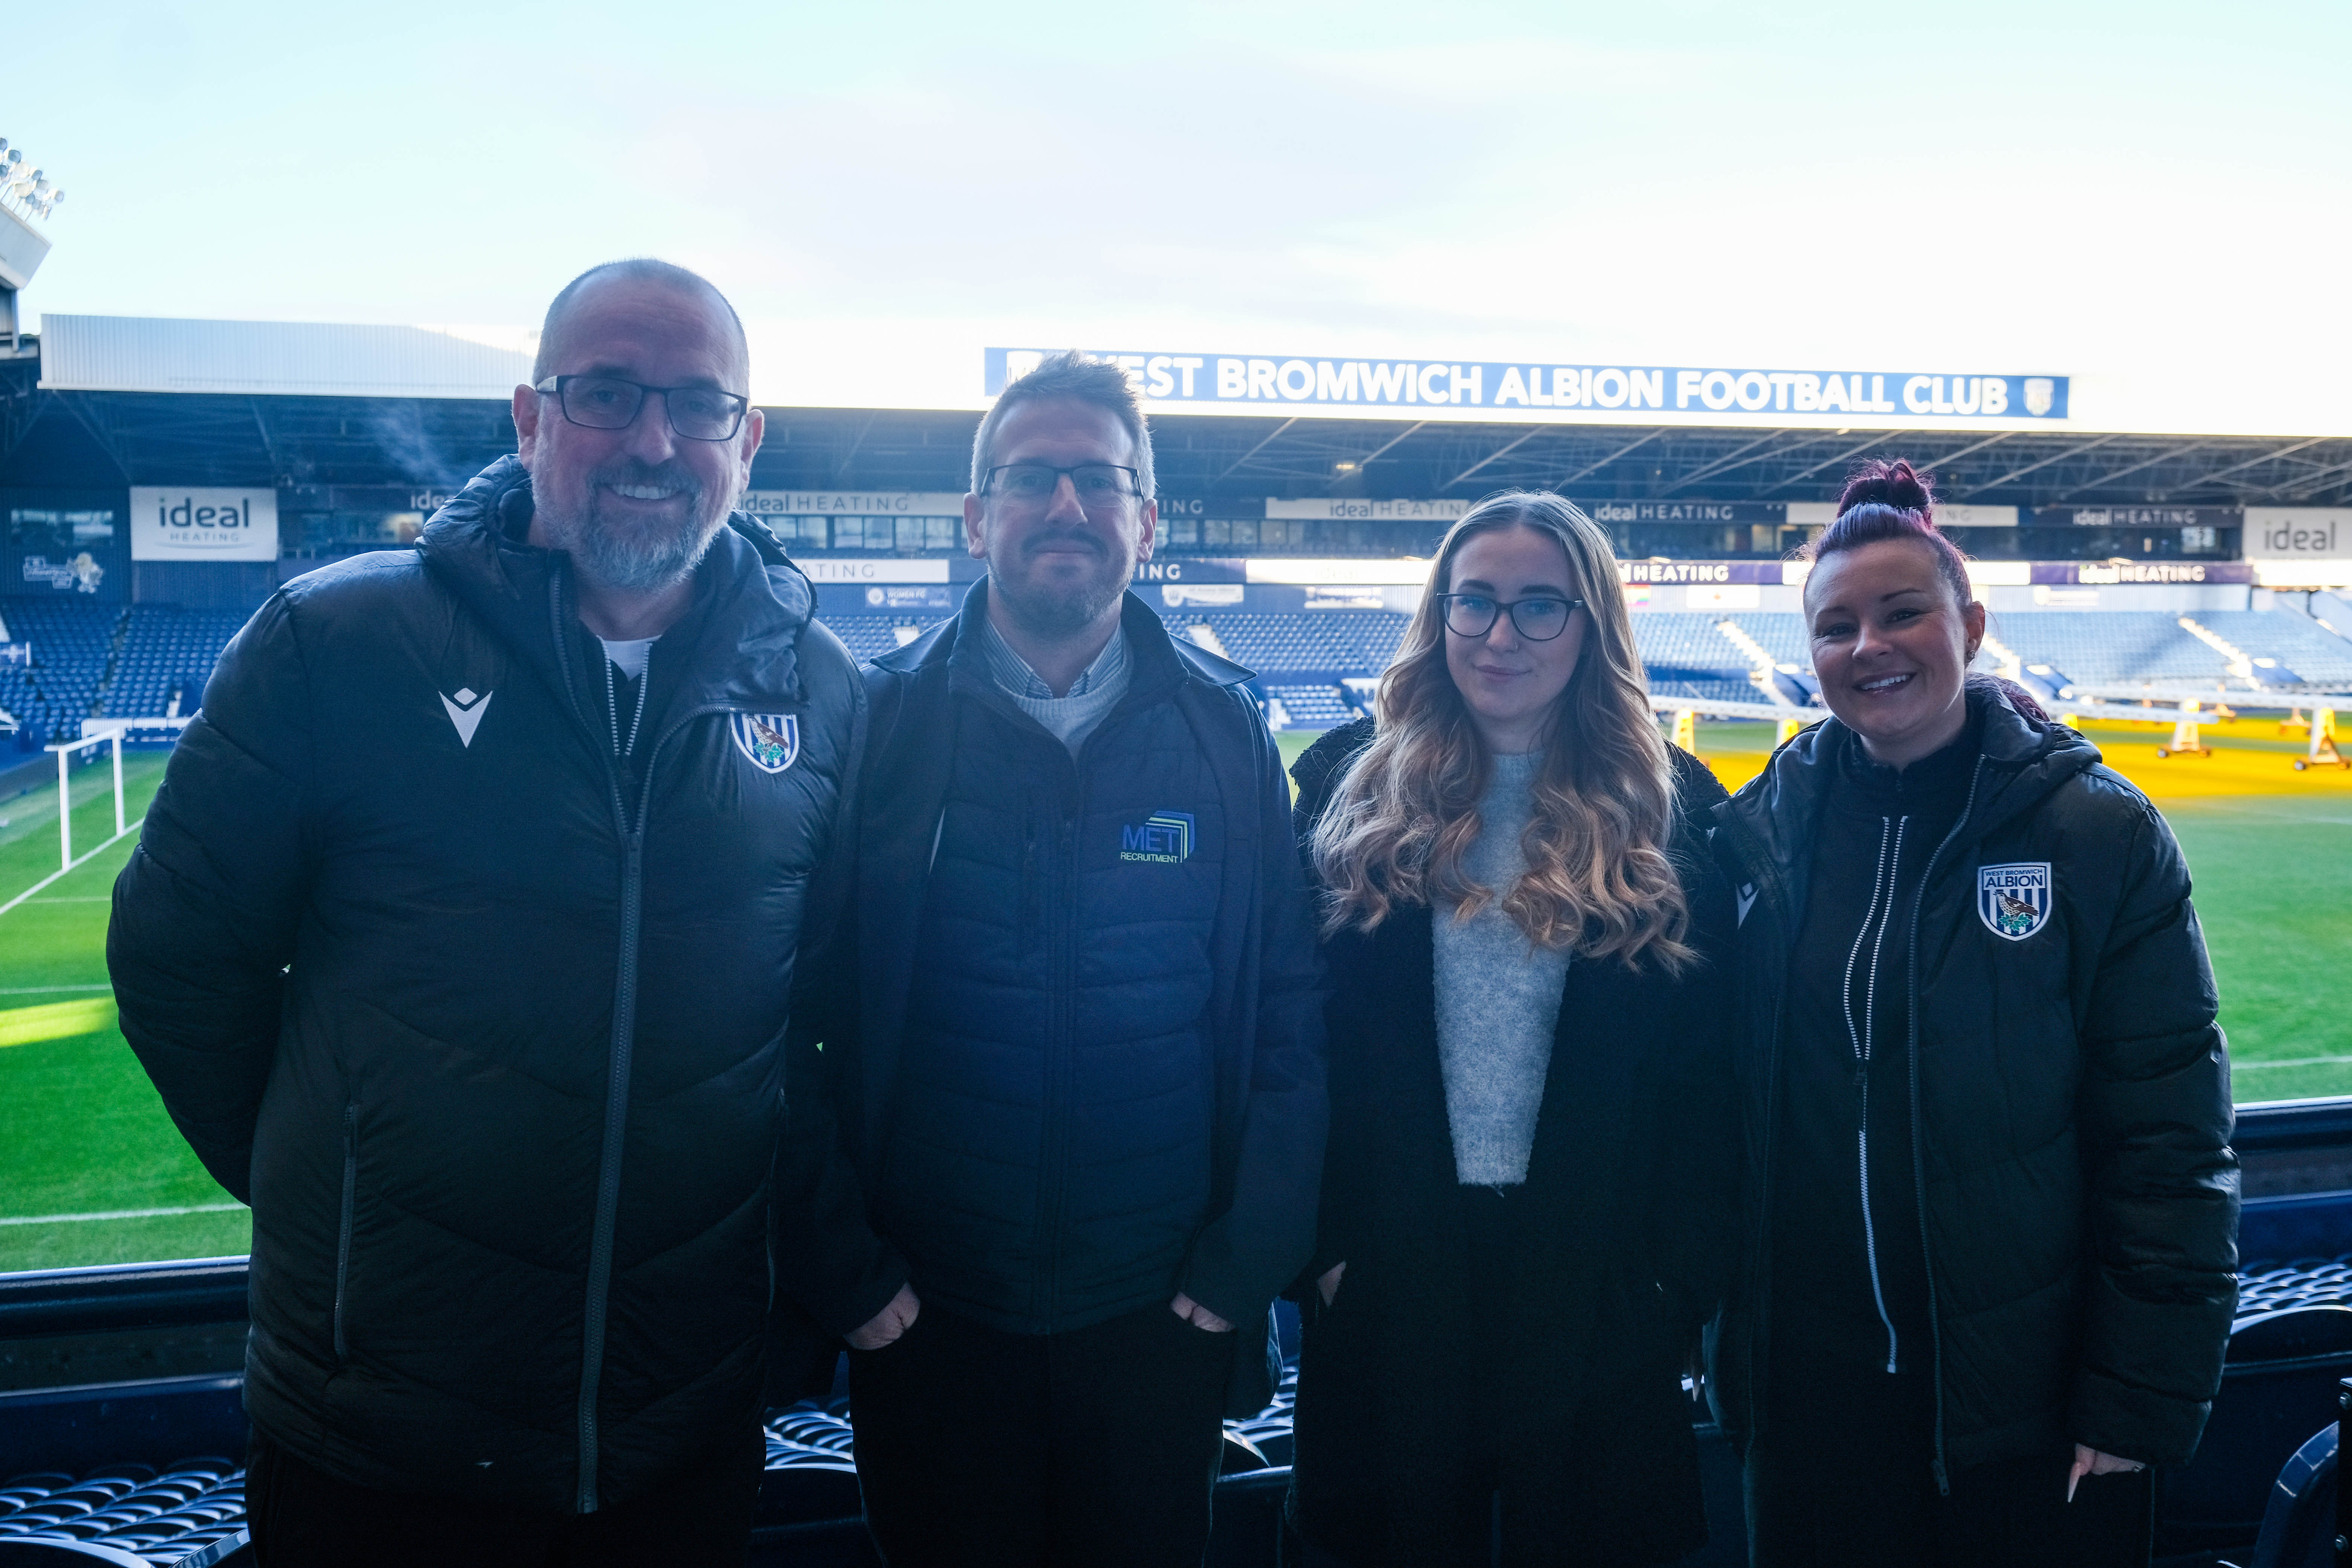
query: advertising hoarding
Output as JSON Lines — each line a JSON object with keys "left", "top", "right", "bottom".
{"left": 130, "top": 487, "right": 279, "bottom": 562}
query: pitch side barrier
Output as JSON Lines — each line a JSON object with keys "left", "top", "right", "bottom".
{"left": 3, "top": 1101, "right": 2349, "bottom": 1566}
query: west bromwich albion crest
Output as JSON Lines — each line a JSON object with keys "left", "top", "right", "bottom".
{"left": 729, "top": 712, "right": 799, "bottom": 773}
{"left": 1977, "top": 862, "right": 2052, "bottom": 941}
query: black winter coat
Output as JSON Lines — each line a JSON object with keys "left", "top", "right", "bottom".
{"left": 1286, "top": 719, "right": 1740, "bottom": 1566}
{"left": 108, "top": 455, "right": 864, "bottom": 1513}
{"left": 1708, "top": 684, "right": 2239, "bottom": 1480}
{"left": 779, "top": 585, "right": 1327, "bottom": 1416}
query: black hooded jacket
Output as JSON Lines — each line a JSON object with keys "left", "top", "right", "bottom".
{"left": 108, "top": 455, "right": 865, "bottom": 1513}
{"left": 1707, "top": 683, "right": 2239, "bottom": 1481}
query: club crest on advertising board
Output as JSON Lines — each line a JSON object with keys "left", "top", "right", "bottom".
{"left": 1977, "top": 862, "right": 2052, "bottom": 941}
{"left": 730, "top": 712, "right": 799, "bottom": 773}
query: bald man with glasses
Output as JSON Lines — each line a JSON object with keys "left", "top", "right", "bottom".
{"left": 111, "top": 259, "right": 864, "bottom": 1566}
{"left": 781, "top": 351, "right": 1326, "bottom": 1565}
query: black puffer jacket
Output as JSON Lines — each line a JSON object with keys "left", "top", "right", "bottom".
{"left": 1708, "top": 684, "right": 2239, "bottom": 1479}
{"left": 109, "top": 455, "right": 864, "bottom": 1513}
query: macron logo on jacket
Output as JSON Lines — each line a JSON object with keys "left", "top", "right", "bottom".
{"left": 440, "top": 687, "right": 492, "bottom": 748}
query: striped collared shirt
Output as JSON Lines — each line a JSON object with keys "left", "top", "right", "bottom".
{"left": 977, "top": 613, "right": 1132, "bottom": 755}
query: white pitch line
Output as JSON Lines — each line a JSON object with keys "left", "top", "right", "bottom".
{"left": 0, "top": 1201, "right": 247, "bottom": 1228}
{"left": 2236, "top": 1055, "right": 2352, "bottom": 1071}
{"left": 0, "top": 984, "right": 112, "bottom": 994}
{"left": 0, "top": 819, "right": 142, "bottom": 918}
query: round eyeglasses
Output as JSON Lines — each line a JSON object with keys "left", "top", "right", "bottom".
{"left": 1436, "top": 593, "right": 1585, "bottom": 642}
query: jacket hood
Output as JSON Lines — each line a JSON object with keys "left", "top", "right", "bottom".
{"left": 416, "top": 454, "right": 815, "bottom": 714}
{"left": 873, "top": 576, "right": 1254, "bottom": 690}
{"left": 1717, "top": 678, "right": 2104, "bottom": 889}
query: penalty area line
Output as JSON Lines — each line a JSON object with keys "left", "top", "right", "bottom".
{"left": 0, "top": 1202, "right": 248, "bottom": 1228}
{"left": 0, "top": 818, "right": 143, "bottom": 919}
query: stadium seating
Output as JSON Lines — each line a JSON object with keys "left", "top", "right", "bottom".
{"left": 1158, "top": 612, "right": 1409, "bottom": 674}
{"left": 2232, "top": 1420, "right": 2335, "bottom": 1568}
{"left": 2159, "top": 1284, "right": 2352, "bottom": 1557}
{"left": 812, "top": 615, "right": 931, "bottom": 663}
{"left": 98, "top": 608, "right": 250, "bottom": 720}
{"left": 1263, "top": 685, "right": 1355, "bottom": 729}
{"left": 0, "top": 1457, "right": 245, "bottom": 1563}
{"left": 1988, "top": 612, "right": 2230, "bottom": 687}
{"left": 2192, "top": 612, "right": 2352, "bottom": 688}
{"left": 0, "top": 599, "right": 121, "bottom": 748}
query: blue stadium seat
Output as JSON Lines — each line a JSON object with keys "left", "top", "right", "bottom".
{"left": 2160, "top": 1303, "right": 2352, "bottom": 1557}
{"left": 2232, "top": 1419, "right": 2335, "bottom": 1568}
{"left": 0, "top": 1459, "right": 245, "bottom": 1566}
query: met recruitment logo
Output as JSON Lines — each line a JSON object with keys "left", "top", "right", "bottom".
{"left": 1120, "top": 811, "right": 1195, "bottom": 864}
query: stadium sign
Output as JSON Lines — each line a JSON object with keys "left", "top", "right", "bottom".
{"left": 986, "top": 349, "right": 2069, "bottom": 425}
{"left": 2244, "top": 508, "right": 2347, "bottom": 560}
{"left": 743, "top": 490, "right": 963, "bottom": 517}
{"left": 2244, "top": 508, "right": 2352, "bottom": 585}
{"left": 2036, "top": 505, "right": 2236, "bottom": 530}
{"left": 130, "top": 487, "right": 277, "bottom": 562}
{"left": 2034, "top": 561, "right": 2254, "bottom": 585}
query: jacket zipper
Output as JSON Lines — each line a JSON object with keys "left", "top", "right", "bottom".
{"left": 1906, "top": 758, "right": 1985, "bottom": 1496}
{"left": 1844, "top": 815, "right": 1908, "bottom": 1375}
{"left": 548, "top": 576, "right": 740, "bottom": 1514}
{"left": 333, "top": 1102, "right": 357, "bottom": 1362}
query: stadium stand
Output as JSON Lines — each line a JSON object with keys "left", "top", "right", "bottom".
{"left": 1263, "top": 684, "right": 1355, "bottom": 729}
{"left": 1985, "top": 611, "right": 2231, "bottom": 687}
{"left": 2191, "top": 611, "right": 2352, "bottom": 687}
{"left": 1157, "top": 611, "right": 1410, "bottom": 675}
{"left": 811, "top": 614, "right": 926, "bottom": 663}
{"left": 1628, "top": 614, "right": 1768, "bottom": 705}
{"left": 0, "top": 599, "right": 121, "bottom": 747}
{"left": 100, "top": 607, "right": 249, "bottom": 720}
{"left": 1, "top": 599, "right": 2346, "bottom": 761}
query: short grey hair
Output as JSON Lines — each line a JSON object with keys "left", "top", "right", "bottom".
{"left": 969, "top": 351, "right": 1156, "bottom": 501}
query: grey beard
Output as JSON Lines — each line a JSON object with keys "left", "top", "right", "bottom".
{"left": 541, "top": 477, "right": 724, "bottom": 595}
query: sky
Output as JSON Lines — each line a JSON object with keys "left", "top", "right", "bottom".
{"left": 8, "top": 0, "right": 2349, "bottom": 431}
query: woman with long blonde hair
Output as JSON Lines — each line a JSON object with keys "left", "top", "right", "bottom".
{"left": 1286, "top": 491, "right": 1738, "bottom": 1566}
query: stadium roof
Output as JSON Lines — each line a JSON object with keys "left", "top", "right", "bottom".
{"left": 3, "top": 320, "right": 2351, "bottom": 508}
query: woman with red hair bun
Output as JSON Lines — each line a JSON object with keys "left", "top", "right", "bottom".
{"left": 1707, "top": 460, "right": 2239, "bottom": 1566}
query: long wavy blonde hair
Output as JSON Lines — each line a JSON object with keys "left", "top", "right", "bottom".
{"left": 1311, "top": 491, "right": 1694, "bottom": 972}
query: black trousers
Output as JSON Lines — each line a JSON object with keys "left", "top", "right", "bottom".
{"left": 1746, "top": 1349, "right": 2153, "bottom": 1568}
{"left": 243, "top": 1418, "right": 765, "bottom": 1568}
{"left": 847, "top": 1298, "right": 1238, "bottom": 1567}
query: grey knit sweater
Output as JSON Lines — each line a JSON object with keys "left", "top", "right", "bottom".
{"left": 1431, "top": 750, "right": 1569, "bottom": 1187}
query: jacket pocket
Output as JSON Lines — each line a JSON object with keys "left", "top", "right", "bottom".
{"left": 332, "top": 1102, "right": 356, "bottom": 1362}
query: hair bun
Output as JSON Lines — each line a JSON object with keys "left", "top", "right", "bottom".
{"left": 1837, "top": 458, "right": 1933, "bottom": 519}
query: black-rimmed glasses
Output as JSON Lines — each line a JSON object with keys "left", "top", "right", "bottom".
{"left": 534, "top": 375, "right": 752, "bottom": 441}
{"left": 1436, "top": 593, "right": 1585, "bottom": 642}
{"left": 979, "top": 462, "right": 1145, "bottom": 507}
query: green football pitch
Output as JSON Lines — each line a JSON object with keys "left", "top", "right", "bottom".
{"left": 1, "top": 724, "right": 2346, "bottom": 1274}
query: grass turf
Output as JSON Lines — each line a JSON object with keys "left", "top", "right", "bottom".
{"left": 0, "top": 724, "right": 2342, "bottom": 1273}
{"left": 0, "top": 750, "right": 251, "bottom": 1272}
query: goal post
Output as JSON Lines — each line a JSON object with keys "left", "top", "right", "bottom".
{"left": 40, "top": 717, "right": 193, "bottom": 874}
